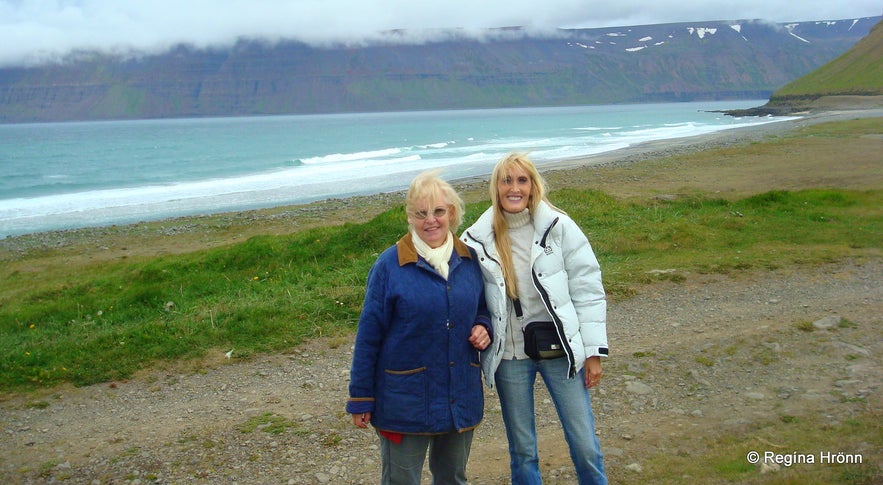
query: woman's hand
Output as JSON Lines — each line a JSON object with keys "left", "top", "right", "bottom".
{"left": 584, "top": 356, "right": 602, "bottom": 389}
{"left": 469, "top": 325, "right": 491, "bottom": 350}
{"left": 352, "top": 412, "right": 371, "bottom": 428}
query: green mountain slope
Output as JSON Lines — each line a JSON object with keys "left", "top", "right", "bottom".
{"left": 729, "top": 19, "right": 883, "bottom": 115}
{"left": 774, "top": 19, "right": 883, "bottom": 98}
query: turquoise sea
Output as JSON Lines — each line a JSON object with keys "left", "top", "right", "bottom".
{"left": 0, "top": 100, "right": 791, "bottom": 237}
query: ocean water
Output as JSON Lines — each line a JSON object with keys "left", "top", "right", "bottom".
{"left": 0, "top": 100, "right": 788, "bottom": 237}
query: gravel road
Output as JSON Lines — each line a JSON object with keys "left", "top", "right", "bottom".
{"left": 2, "top": 259, "right": 880, "bottom": 484}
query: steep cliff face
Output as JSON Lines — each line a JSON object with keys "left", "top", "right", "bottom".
{"left": 0, "top": 17, "right": 878, "bottom": 123}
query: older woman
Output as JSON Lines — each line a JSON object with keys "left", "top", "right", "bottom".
{"left": 461, "top": 153, "right": 609, "bottom": 484}
{"left": 347, "top": 169, "right": 492, "bottom": 485}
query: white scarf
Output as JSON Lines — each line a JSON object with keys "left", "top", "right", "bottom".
{"left": 411, "top": 229, "right": 454, "bottom": 280}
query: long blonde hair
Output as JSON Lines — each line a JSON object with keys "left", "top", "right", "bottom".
{"left": 490, "top": 153, "right": 556, "bottom": 299}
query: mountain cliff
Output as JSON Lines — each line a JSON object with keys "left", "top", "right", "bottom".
{"left": 768, "top": 18, "right": 883, "bottom": 110}
{"left": 724, "top": 18, "right": 883, "bottom": 116}
{"left": 0, "top": 16, "right": 878, "bottom": 123}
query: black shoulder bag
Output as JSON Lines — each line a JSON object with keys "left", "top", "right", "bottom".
{"left": 515, "top": 299, "right": 566, "bottom": 360}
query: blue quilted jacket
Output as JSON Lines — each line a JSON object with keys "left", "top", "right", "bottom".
{"left": 346, "top": 232, "right": 491, "bottom": 434}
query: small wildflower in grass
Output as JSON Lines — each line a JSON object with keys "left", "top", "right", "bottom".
{"left": 29, "top": 324, "right": 35, "bottom": 329}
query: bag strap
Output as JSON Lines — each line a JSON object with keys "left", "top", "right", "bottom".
{"left": 512, "top": 298, "right": 523, "bottom": 319}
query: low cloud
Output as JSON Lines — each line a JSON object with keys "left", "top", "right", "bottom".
{"left": 1, "top": 0, "right": 879, "bottom": 67}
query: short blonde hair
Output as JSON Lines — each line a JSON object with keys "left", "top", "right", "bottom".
{"left": 405, "top": 169, "right": 465, "bottom": 232}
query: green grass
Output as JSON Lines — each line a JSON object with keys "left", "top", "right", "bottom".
{"left": 626, "top": 409, "right": 882, "bottom": 484}
{"left": 564, "top": 187, "right": 881, "bottom": 289}
{"left": 0, "top": 188, "right": 880, "bottom": 392}
{"left": 236, "top": 413, "right": 304, "bottom": 435}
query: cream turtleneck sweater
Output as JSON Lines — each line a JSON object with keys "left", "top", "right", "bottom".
{"left": 503, "top": 209, "right": 553, "bottom": 359}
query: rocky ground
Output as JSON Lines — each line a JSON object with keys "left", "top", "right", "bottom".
{"left": 1, "top": 258, "right": 880, "bottom": 484}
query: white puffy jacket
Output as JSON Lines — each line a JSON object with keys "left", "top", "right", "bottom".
{"left": 461, "top": 200, "right": 608, "bottom": 387}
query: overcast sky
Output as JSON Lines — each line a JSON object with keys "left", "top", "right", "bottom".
{"left": 2, "top": 0, "right": 880, "bottom": 67}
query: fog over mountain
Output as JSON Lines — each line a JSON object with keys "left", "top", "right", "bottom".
{"left": 2, "top": 0, "right": 880, "bottom": 67}
{"left": 0, "top": 15, "right": 879, "bottom": 123}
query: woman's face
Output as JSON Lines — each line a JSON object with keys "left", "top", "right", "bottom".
{"left": 408, "top": 197, "right": 451, "bottom": 248}
{"left": 497, "top": 165, "right": 532, "bottom": 214}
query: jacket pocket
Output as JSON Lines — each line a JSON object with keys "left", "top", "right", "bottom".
{"left": 380, "top": 367, "right": 428, "bottom": 426}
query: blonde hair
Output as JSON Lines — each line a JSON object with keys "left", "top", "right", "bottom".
{"left": 406, "top": 169, "right": 465, "bottom": 232}
{"left": 489, "top": 153, "right": 558, "bottom": 299}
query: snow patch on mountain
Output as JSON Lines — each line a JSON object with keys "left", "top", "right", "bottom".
{"left": 784, "top": 23, "right": 811, "bottom": 43}
{"left": 687, "top": 27, "right": 718, "bottom": 39}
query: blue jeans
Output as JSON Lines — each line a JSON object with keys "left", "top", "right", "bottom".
{"left": 495, "top": 357, "right": 607, "bottom": 485}
{"left": 378, "top": 430, "right": 474, "bottom": 484}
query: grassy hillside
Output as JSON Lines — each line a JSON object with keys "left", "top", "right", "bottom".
{"left": 725, "top": 19, "right": 883, "bottom": 115}
{"left": 771, "top": 19, "right": 883, "bottom": 102}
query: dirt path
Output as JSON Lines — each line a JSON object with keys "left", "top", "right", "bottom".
{"left": 2, "top": 259, "right": 880, "bottom": 484}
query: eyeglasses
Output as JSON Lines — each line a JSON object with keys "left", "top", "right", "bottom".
{"left": 411, "top": 207, "right": 449, "bottom": 220}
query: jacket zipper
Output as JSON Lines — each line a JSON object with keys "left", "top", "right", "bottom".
{"left": 531, "top": 218, "right": 577, "bottom": 378}
{"left": 464, "top": 231, "right": 506, "bottom": 359}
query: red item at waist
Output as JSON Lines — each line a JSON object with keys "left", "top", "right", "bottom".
{"left": 380, "top": 430, "right": 403, "bottom": 444}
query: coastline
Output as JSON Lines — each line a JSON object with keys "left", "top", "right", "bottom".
{"left": 544, "top": 106, "right": 882, "bottom": 171}
{"left": 2, "top": 107, "right": 881, "bottom": 263}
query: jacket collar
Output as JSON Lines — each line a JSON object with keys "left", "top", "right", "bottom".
{"left": 531, "top": 199, "right": 558, "bottom": 227}
{"left": 397, "top": 231, "right": 473, "bottom": 267}
{"left": 468, "top": 199, "right": 558, "bottom": 243}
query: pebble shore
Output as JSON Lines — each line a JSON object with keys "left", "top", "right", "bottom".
{"left": 0, "top": 109, "right": 830, "bottom": 260}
